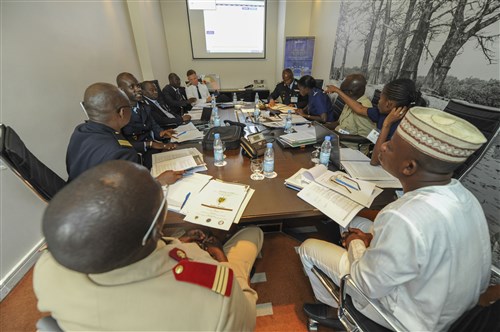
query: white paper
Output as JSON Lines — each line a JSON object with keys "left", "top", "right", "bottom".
{"left": 151, "top": 155, "right": 203, "bottom": 177}
{"left": 167, "top": 173, "right": 212, "bottom": 212}
{"left": 152, "top": 147, "right": 202, "bottom": 163}
{"left": 340, "top": 148, "right": 371, "bottom": 162}
{"left": 298, "top": 182, "right": 364, "bottom": 227}
{"left": 188, "top": 110, "right": 203, "bottom": 120}
{"left": 170, "top": 123, "right": 204, "bottom": 143}
{"left": 341, "top": 161, "right": 398, "bottom": 181}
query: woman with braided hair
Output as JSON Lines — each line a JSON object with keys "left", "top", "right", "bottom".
{"left": 326, "top": 78, "right": 427, "bottom": 165}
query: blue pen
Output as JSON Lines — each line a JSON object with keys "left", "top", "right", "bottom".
{"left": 335, "top": 178, "right": 359, "bottom": 191}
{"left": 180, "top": 192, "right": 191, "bottom": 210}
{"left": 177, "top": 131, "right": 187, "bottom": 136}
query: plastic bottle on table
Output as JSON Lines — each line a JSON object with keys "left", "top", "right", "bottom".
{"left": 213, "top": 133, "right": 225, "bottom": 166}
{"left": 255, "top": 92, "right": 260, "bottom": 107}
{"left": 263, "top": 142, "right": 275, "bottom": 178}
{"left": 284, "top": 109, "right": 293, "bottom": 133}
{"left": 319, "top": 136, "right": 332, "bottom": 167}
{"left": 213, "top": 106, "right": 220, "bottom": 127}
{"left": 233, "top": 92, "right": 237, "bottom": 106}
{"left": 253, "top": 106, "right": 260, "bottom": 124}
{"left": 211, "top": 94, "right": 216, "bottom": 109}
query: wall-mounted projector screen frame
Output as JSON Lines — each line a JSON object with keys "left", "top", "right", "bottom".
{"left": 186, "top": 0, "right": 267, "bottom": 59}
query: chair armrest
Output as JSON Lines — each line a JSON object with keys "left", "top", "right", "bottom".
{"left": 339, "top": 274, "right": 407, "bottom": 331}
{"left": 311, "top": 266, "right": 340, "bottom": 304}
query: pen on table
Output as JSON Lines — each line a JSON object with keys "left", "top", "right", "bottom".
{"left": 180, "top": 192, "right": 191, "bottom": 210}
{"left": 177, "top": 131, "right": 187, "bottom": 137}
{"left": 335, "top": 178, "right": 359, "bottom": 191}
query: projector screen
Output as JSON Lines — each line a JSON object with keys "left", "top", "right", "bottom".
{"left": 187, "top": 0, "right": 266, "bottom": 59}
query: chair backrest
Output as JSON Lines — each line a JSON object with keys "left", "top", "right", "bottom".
{"left": 0, "top": 124, "right": 66, "bottom": 202}
{"left": 332, "top": 95, "right": 345, "bottom": 120}
{"left": 314, "top": 79, "right": 324, "bottom": 89}
{"left": 371, "top": 89, "right": 381, "bottom": 108}
{"left": 442, "top": 99, "right": 500, "bottom": 179}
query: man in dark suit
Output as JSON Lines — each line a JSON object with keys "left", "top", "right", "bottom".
{"left": 116, "top": 72, "right": 176, "bottom": 168}
{"left": 141, "top": 81, "right": 191, "bottom": 129}
{"left": 162, "top": 73, "right": 196, "bottom": 116}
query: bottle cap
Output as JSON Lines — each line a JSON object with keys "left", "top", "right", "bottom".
{"left": 214, "top": 133, "right": 220, "bottom": 139}
{"left": 324, "top": 136, "right": 331, "bottom": 141}
{"left": 267, "top": 142, "right": 272, "bottom": 148}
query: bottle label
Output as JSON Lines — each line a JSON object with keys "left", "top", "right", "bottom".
{"left": 214, "top": 149, "right": 224, "bottom": 162}
{"left": 214, "top": 117, "right": 221, "bottom": 127}
{"left": 263, "top": 160, "right": 274, "bottom": 173}
{"left": 284, "top": 120, "right": 292, "bottom": 130}
{"left": 320, "top": 151, "right": 330, "bottom": 166}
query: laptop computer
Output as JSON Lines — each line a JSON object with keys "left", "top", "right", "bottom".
{"left": 191, "top": 107, "right": 212, "bottom": 127}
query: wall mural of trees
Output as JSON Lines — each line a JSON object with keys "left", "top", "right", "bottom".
{"left": 329, "top": 0, "right": 500, "bottom": 107}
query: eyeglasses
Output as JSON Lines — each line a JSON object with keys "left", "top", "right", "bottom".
{"left": 329, "top": 174, "right": 360, "bottom": 193}
{"left": 141, "top": 195, "right": 166, "bottom": 246}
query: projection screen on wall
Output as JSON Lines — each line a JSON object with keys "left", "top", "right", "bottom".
{"left": 187, "top": 0, "right": 267, "bottom": 59}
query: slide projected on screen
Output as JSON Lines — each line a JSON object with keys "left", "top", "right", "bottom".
{"left": 187, "top": 0, "right": 266, "bottom": 59}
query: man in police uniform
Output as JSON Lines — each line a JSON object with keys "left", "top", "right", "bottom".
{"left": 34, "top": 160, "right": 264, "bottom": 331}
{"left": 66, "top": 83, "right": 182, "bottom": 185}
{"left": 268, "top": 68, "right": 308, "bottom": 108}
{"left": 117, "top": 72, "right": 176, "bottom": 168}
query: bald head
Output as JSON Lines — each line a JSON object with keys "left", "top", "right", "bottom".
{"left": 43, "top": 160, "right": 165, "bottom": 274}
{"left": 341, "top": 74, "right": 367, "bottom": 99}
{"left": 83, "top": 83, "right": 130, "bottom": 124}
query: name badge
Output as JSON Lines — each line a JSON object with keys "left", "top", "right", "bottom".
{"left": 338, "top": 128, "right": 350, "bottom": 135}
{"left": 291, "top": 96, "right": 298, "bottom": 103}
{"left": 367, "top": 129, "right": 380, "bottom": 144}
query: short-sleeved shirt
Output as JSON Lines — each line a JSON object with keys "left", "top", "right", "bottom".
{"left": 66, "top": 121, "right": 139, "bottom": 181}
{"left": 308, "top": 87, "right": 335, "bottom": 122}
{"left": 336, "top": 95, "right": 375, "bottom": 152}
{"left": 269, "top": 79, "right": 308, "bottom": 108}
{"left": 366, "top": 107, "right": 400, "bottom": 140}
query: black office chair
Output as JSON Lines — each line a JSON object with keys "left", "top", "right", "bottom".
{"left": 309, "top": 266, "right": 500, "bottom": 332}
{"left": 441, "top": 99, "right": 500, "bottom": 179}
{"left": 371, "top": 89, "right": 381, "bottom": 108}
{"left": 0, "top": 124, "right": 66, "bottom": 202}
{"left": 315, "top": 79, "right": 324, "bottom": 90}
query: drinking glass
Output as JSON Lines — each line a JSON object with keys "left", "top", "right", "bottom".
{"left": 311, "top": 148, "right": 320, "bottom": 165}
{"left": 250, "top": 159, "right": 265, "bottom": 180}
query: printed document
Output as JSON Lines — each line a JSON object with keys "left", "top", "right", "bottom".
{"left": 151, "top": 148, "right": 207, "bottom": 178}
{"left": 170, "top": 123, "right": 204, "bottom": 143}
{"left": 164, "top": 173, "right": 212, "bottom": 213}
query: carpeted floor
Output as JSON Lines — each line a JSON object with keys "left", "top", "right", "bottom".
{"left": 0, "top": 229, "right": 340, "bottom": 332}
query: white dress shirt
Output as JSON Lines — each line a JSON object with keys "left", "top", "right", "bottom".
{"left": 186, "top": 83, "right": 210, "bottom": 105}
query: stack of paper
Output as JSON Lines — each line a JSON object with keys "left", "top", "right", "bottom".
{"left": 151, "top": 148, "right": 207, "bottom": 177}
{"left": 341, "top": 161, "right": 402, "bottom": 188}
{"left": 261, "top": 114, "right": 310, "bottom": 128}
{"left": 292, "top": 165, "right": 383, "bottom": 227}
{"left": 164, "top": 173, "right": 212, "bottom": 212}
{"left": 182, "top": 180, "right": 255, "bottom": 231}
{"left": 170, "top": 123, "right": 204, "bottom": 143}
{"left": 284, "top": 168, "right": 310, "bottom": 191}
{"left": 268, "top": 103, "right": 296, "bottom": 113}
{"left": 279, "top": 125, "right": 317, "bottom": 146}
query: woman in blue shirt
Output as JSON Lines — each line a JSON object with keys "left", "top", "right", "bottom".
{"left": 296, "top": 75, "right": 335, "bottom": 123}
{"left": 326, "top": 78, "right": 426, "bottom": 165}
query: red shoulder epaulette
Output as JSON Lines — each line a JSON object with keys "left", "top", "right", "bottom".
{"left": 169, "top": 248, "right": 233, "bottom": 297}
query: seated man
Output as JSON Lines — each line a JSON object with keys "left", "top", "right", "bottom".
{"left": 34, "top": 160, "right": 264, "bottom": 331}
{"left": 299, "top": 107, "right": 491, "bottom": 331}
{"left": 117, "top": 72, "right": 175, "bottom": 168}
{"left": 185, "top": 69, "right": 212, "bottom": 105}
{"left": 66, "top": 82, "right": 181, "bottom": 185}
{"left": 328, "top": 74, "right": 375, "bottom": 154}
{"left": 162, "top": 73, "right": 196, "bottom": 116}
{"left": 141, "top": 80, "right": 191, "bottom": 129}
{"left": 268, "top": 68, "right": 307, "bottom": 109}
{"left": 296, "top": 75, "right": 334, "bottom": 123}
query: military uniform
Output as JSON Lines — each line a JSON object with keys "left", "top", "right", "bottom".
{"left": 66, "top": 121, "right": 139, "bottom": 181}
{"left": 121, "top": 102, "right": 165, "bottom": 153}
{"left": 269, "top": 79, "right": 308, "bottom": 108}
{"left": 336, "top": 95, "right": 375, "bottom": 154}
{"left": 307, "top": 87, "right": 335, "bottom": 122}
{"left": 34, "top": 227, "right": 263, "bottom": 331}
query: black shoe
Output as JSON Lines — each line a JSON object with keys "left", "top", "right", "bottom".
{"left": 303, "top": 303, "right": 345, "bottom": 330}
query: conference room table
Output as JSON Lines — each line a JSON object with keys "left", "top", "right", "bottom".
{"left": 163, "top": 105, "right": 395, "bottom": 228}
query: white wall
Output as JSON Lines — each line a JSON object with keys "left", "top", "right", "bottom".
{"left": 0, "top": 0, "right": 142, "bottom": 298}
{"left": 160, "top": 0, "right": 280, "bottom": 89}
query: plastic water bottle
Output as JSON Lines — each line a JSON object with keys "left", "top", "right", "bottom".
{"left": 253, "top": 106, "right": 260, "bottom": 124}
{"left": 320, "top": 136, "right": 332, "bottom": 167}
{"left": 213, "top": 106, "right": 220, "bottom": 127}
{"left": 263, "top": 142, "right": 275, "bottom": 177}
{"left": 211, "top": 94, "right": 216, "bottom": 109}
{"left": 284, "top": 110, "right": 293, "bottom": 133}
{"left": 254, "top": 92, "right": 260, "bottom": 107}
{"left": 213, "top": 133, "right": 225, "bottom": 166}
{"left": 232, "top": 92, "right": 237, "bottom": 106}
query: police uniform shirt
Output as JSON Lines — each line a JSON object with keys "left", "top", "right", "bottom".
{"left": 66, "top": 121, "right": 139, "bottom": 181}
{"left": 308, "top": 87, "right": 335, "bottom": 122}
{"left": 269, "top": 79, "right": 308, "bottom": 108}
{"left": 121, "top": 102, "right": 164, "bottom": 152}
{"left": 34, "top": 238, "right": 258, "bottom": 331}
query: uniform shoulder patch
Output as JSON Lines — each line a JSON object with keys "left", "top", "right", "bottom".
{"left": 169, "top": 248, "right": 188, "bottom": 261}
{"left": 117, "top": 139, "right": 133, "bottom": 148}
{"left": 172, "top": 261, "right": 233, "bottom": 297}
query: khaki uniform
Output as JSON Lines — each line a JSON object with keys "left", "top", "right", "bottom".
{"left": 34, "top": 227, "right": 263, "bottom": 331}
{"left": 336, "top": 95, "right": 375, "bottom": 154}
